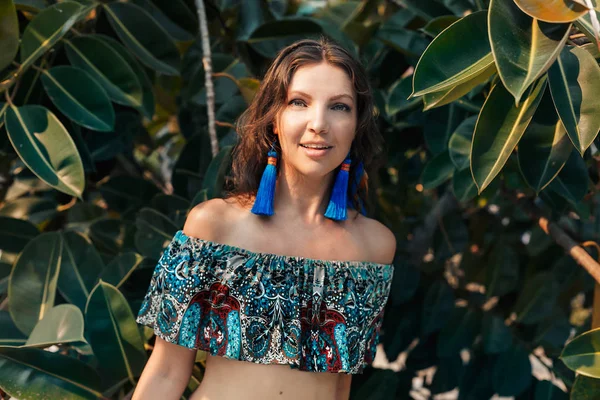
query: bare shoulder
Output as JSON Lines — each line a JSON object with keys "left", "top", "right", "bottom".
{"left": 354, "top": 214, "right": 396, "bottom": 265}
{"left": 182, "top": 198, "right": 233, "bottom": 242}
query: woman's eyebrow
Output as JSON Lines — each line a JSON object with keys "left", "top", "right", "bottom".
{"left": 289, "top": 91, "right": 354, "bottom": 102}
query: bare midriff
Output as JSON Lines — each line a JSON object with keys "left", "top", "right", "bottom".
{"left": 189, "top": 354, "right": 340, "bottom": 400}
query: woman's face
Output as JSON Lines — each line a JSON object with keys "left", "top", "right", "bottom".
{"left": 273, "top": 62, "right": 357, "bottom": 180}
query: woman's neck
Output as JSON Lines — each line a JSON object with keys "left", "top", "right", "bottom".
{"left": 272, "top": 164, "right": 336, "bottom": 225}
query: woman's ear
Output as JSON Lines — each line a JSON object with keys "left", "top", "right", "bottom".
{"left": 272, "top": 113, "right": 280, "bottom": 135}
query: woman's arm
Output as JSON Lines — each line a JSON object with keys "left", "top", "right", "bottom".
{"left": 132, "top": 337, "right": 197, "bottom": 400}
{"left": 133, "top": 200, "right": 225, "bottom": 399}
{"left": 336, "top": 374, "right": 352, "bottom": 400}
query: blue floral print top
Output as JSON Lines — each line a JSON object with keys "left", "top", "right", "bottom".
{"left": 136, "top": 230, "right": 394, "bottom": 374}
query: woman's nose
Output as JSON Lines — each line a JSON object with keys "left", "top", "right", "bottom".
{"left": 307, "top": 106, "right": 328, "bottom": 134}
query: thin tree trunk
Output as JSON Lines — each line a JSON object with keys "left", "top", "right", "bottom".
{"left": 195, "top": 0, "right": 218, "bottom": 158}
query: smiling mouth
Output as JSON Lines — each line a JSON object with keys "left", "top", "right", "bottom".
{"left": 300, "top": 144, "right": 333, "bottom": 149}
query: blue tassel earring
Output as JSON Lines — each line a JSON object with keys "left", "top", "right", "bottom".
{"left": 324, "top": 151, "right": 352, "bottom": 221}
{"left": 251, "top": 144, "right": 278, "bottom": 216}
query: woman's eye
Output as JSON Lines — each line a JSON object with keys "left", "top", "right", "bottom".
{"left": 289, "top": 99, "right": 306, "bottom": 107}
{"left": 332, "top": 103, "right": 351, "bottom": 112}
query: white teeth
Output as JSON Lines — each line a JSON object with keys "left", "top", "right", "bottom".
{"left": 301, "top": 144, "right": 331, "bottom": 149}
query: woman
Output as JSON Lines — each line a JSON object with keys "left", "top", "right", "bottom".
{"left": 133, "top": 37, "right": 396, "bottom": 400}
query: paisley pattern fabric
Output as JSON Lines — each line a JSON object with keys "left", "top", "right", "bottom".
{"left": 136, "top": 230, "right": 394, "bottom": 374}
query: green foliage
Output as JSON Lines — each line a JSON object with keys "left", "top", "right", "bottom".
{"left": 1, "top": 0, "right": 600, "bottom": 398}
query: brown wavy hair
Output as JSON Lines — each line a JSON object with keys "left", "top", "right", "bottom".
{"left": 225, "top": 36, "right": 386, "bottom": 219}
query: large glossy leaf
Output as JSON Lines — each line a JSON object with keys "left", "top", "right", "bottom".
{"left": 0, "top": 198, "right": 55, "bottom": 225}
{"left": 534, "top": 379, "right": 568, "bottom": 399}
{"left": 41, "top": 66, "right": 115, "bottom": 132}
{"left": 575, "top": 13, "right": 600, "bottom": 47}
{"left": 0, "top": 0, "right": 18, "bottom": 71}
{"left": 485, "top": 241, "right": 519, "bottom": 298}
{"left": 482, "top": 314, "right": 512, "bottom": 354}
{"left": 151, "top": 193, "right": 190, "bottom": 227}
{"left": 316, "top": 1, "right": 373, "bottom": 47}
{"left": 130, "top": 0, "right": 195, "bottom": 42}
{"left": 237, "top": 78, "right": 260, "bottom": 105}
{"left": 437, "top": 307, "right": 479, "bottom": 357}
{"left": 89, "top": 218, "right": 136, "bottom": 256}
{"left": 134, "top": 208, "right": 178, "bottom": 259}
{"left": 422, "top": 62, "right": 496, "bottom": 110}
{"left": 548, "top": 45, "right": 600, "bottom": 155}
{"left": 513, "top": 0, "right": 588, "bottom": 22}
{"left": 561, "top": 327, "right": 600, "bottom": 378}
{"left": 387, "top": 76, "right": 422, "bottom": 115}
{"left": 85, "top": 111, "right": 145, "bottom": 162}
{"left": 246, "top": 18, "right": 323, "bottom": 58}
{"left": 513, "top": 271, "right": 559, "bottom": 324}
{"left": 420, "top": 15, "right": 460, "bottom": 37}
{"left": 0, "top": 102, "right": 7, "bottom": 122}
{"left": 317, "top": 0, "right": 363, "bottom": 32}
{"left": 13, "top": 0, "right": 47, "bottom": 12}
{"left": 570, "top": 374, "right": 600, "bottom": 397}
{"left": 58, "top": 231, "right": 105, "bottom": 313}
{"left": 19, "top": 1, "right": 83, "bottom": 71}
{"left": 0, "top": 311, "right": 27, "bottom": 346}
{"left": 433, "top": 212, "right": 469, "bottom": 260}
{"left": 100, "top": 252, "right": 144, "bottom": 289}
{"left": 534, "top": 311, "right": 572, "bottom": 357}
{"left": 103, "top": 2, "right": 181, "bottom": 76}
{"left": 64, "top": 35, "right": 144, "bottom": 110}
{"left": 98, "top": 175, "right": 161, "bottom": 214}
{"left": 313, "top": 18, "right": 359, "bottom": 58}
{"left": 488, "top": 0, "right": 570, "bottom": 105}
{"left": 0, "top": 347, "right": 103, "bottom": 399}
{"left": 8, "top": 232, "right": 62, "bottom": 335}
{"left": 203, "top": 145, "right": 234, "bottom": 199}
{"left": 85, "top": 280, "right": 147, "bottom": 388}
{"left": 430, "top": 355, "right": 463, "bottom": 395}
{"left": 492, "top": 343, "right": 532, "bottom": 396}
{"left": 547, "top": 148, "right": 589, "bottom": 204}
{"left": 412, "top": 11, "right": 493, "bottom": 97}
{"left": 5, "top": 105, "right": 85, "bottom": 198}
{"left": 24, "top": 304, "right": 86, "bottom": 348}
{"left": 448, "top": 116, "right": 477, "bottom": 170}
{"left": 95, "top": 35, "right": 155, "bottom": 119}
{"left": 420, "top": 151, "right": 455, "bottom": 190}
{"left": 0, "top": 216, "right": 38, "bottom": 269}
{"left": 389, "top": 259, "right": 420, "bottom": 306}
{"left": 517, "top": 89, "right": 572, "bottom": 193}
{"left": 150, "top": 0, "right": 197, "bottom": 35}
{"left": 458, "top": 352, "right": 496, "bottom": 399}
{"left": 422, "top": 280, "right": 455, "bottom": 336}
{"left": 470, "top": 77, "right": 547, "bottom": 193}
{"left": 236, "top": 0, "right": 274, "bottom": 40}
{"left": 422, "top": 104, "right": 466, "bottom": 155}
{"left": 376, "top": 25, "right": 429, "bottom": 58}
{"left": 452, "top": 168, "right": 478, "bottom": 202}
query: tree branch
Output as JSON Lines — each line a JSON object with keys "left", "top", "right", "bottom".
{"left": 195, "top": 0, "right": 218, "bottom": 158}
{"left": 538, "top": 217, "right": 600, "bottom": 284}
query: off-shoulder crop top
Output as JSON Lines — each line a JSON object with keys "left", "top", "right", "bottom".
{"left": 136, "top": 230, "right": 394, "bottom": 374}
